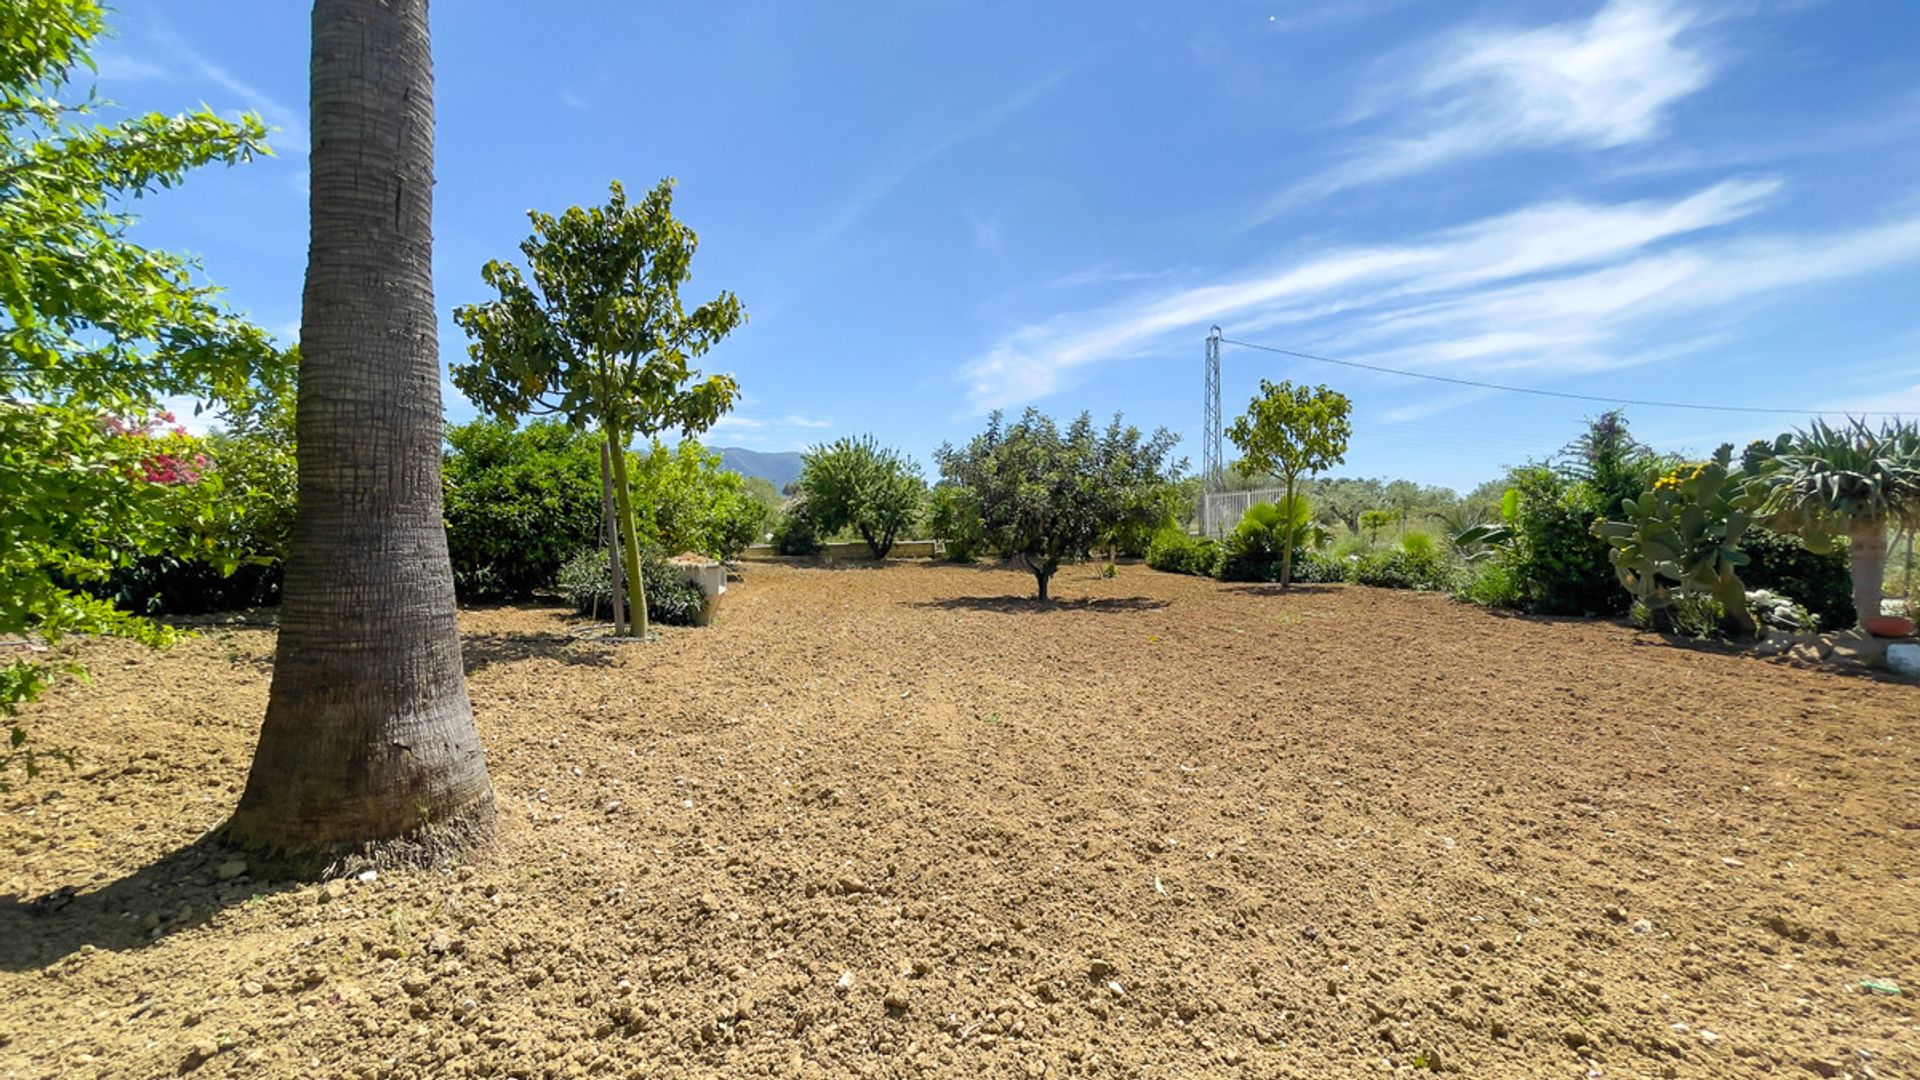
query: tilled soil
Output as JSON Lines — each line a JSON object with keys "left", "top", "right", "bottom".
{"left": 2, "top": 561, "right": 1915, "bottom": 1079}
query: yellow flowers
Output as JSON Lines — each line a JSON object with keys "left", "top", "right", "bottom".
{"left": 1653, "top": 461, "right": 1711, "bottom": 492}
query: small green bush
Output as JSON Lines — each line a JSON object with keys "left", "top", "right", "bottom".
{"left": 1145, "top": 527, "right": 1220, "bottom": 577}
{"left": 1288, "top": 552, "right": 1346, "bottom": 584}
{"left": 556, "top": 548, "right": 707, "bottom": 626}
{"left": 1453, "top": 559, "right": 1522, "bottom": 608}
{"left": 1348, "top": 545, "right": 1454, "bottom": 591}
{"left": 1737, "top": 527, "right": 1852, "bottom": 631}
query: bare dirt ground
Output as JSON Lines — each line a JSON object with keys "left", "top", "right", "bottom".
{"left": 2, "top": 562, "right": 1915, "bottom": 1079}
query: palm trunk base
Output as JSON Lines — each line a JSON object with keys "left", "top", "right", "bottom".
{"left": 227, "top": 790, "right": 495, "bottom": 873}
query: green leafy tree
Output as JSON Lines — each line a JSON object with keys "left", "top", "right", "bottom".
{"left": 443, "top": 419, "right": 604, "bottom": 599}
{"left": 936, "top": 410, "right": 1180, "bottom": 600}
{"left": 1745, "top": 418, "right": 1920, "bottom": 631}
{"left": 798, "top": 435, "right": 925, "bottom": 559}
{"left": 1304, "top": 476, "right": 1384, "bottom": 534}
{"left": 926, "top": 484, "right": 987, "bottom": 562}
{"left": 1226, "top": 381, "right": 1351, "bottom": 588}
{"left": 628, "top": 439, "right": 767, "bottom": 561}
{"left": 453, "top": 179, "right": 745, "bottom": 638}
{"left": 1, "top": 0, "right": 278, "bottom": 783}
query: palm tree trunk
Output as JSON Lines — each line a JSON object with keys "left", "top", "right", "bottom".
{"left": 231, "top": 0, "right": 494, "bottom": 857}
{"left": 605, "top": 426, "right": 649, "bottom": 637}
{"left": 1850, "top": 517, "right": 1889, "bottom": 629}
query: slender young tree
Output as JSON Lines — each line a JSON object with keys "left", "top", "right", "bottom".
{"left": 1226, "top": 381, "right": 1352, "bottom": 588}
{"left": 452, "top": 180, "right": 743, "bottom": 638}
{"left": 231, "top": 0, "right": 495, "bottom": 855}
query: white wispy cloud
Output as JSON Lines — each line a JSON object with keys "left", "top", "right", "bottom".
{"left": 136, "top": 25, "right": 306, "bottom": 156}
{"left": 707, "top": 411, "right": 836, "bottom": 449}
{"left": 964, "top": 178, "right": 1788, "bottom": 410}
{"left": 1262, "top": 0, "right": 1711, "bottom": 215}
{"left": 807, "top": 64, "right": 1074, "bottom": 248}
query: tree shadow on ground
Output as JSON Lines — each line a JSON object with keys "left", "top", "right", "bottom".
{"left": 1218, "top": 583, "right": 1345, "bottom": 597}
{"left": 913, "top": 595, "right": 1170, "bottom": 615}
{"left": 461, "top": 630, "right": 618, "bottom": 673}
{"left": 0, "top": 833, "right": 303, "bottom": 972}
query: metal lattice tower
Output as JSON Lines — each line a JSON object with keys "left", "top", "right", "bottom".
{"left": 1202, "top": 326, "right": 1223, "bottom": 536}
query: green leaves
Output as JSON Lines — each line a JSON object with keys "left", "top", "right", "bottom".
{"left": 451, "top": 177, "right": 746, "bottom": 442}
{"left": 1226, "top": 380, "right": 1352, "bottom": 487}
{"left": 0, "top": 4, "right": 277, "bottom": 763}
{"left": 798, "top": 435, "right": 925, "bottom": 560}
{"left": 936, "top": 409, "right": 1181, "bottom": 598}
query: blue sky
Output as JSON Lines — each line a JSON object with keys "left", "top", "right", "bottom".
{"left": 102, "top": 0, "right": 1920, "bottom": 490}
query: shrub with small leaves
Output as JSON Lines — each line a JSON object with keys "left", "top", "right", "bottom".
{"left": 556, "top": 548, "right": 707, "bottom": 626}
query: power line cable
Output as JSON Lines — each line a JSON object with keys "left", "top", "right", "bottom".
{"left": 1217, "top": 337, "right": 1914, "bottom": 418}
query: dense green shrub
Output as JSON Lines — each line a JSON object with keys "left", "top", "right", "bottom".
{"left": 1288, "top": 552, "right": 1346, "bottom": 584}
{"left": 98, "top": 400, "right": 298, "bottom": 615}
{"left": 1737, "top": 527, "right": 1852, "bottom": 631}
{"left": 630, "top": 439, "right": 768, "bottom": 559}
{"left": 1347, "top": 544, "right": 1454, "bottom": 591}
{"left": 1217, "top": 499, "right": 1329, "bottom": 582}
{"left": 1502, "top": 466, "right": 1627, "bottom": 615}
{"left": 444, "top": 419, "right": 603, "bottom": 599}
{"left": 1453, "top": 559, "right": 1523, "bottom": 607}
{"left": 1145, "top": 527, "right": 1221, "bottom": 577}
{"left": 1500, "top": 413, "right": 1657, "bottom": 616}
{"left": 556, "top": 548, "right": 707, "bottom": 626}
{"left": 927, "top": 485, "right": 987, "bottom": 562}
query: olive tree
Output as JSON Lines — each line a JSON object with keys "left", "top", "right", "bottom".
{"left": 453, "top": 179, "right": 744, "bottom": 638}
{"left": 798, "top": 435, "right": 925, "bottom": 559}
{"left": 936, "top": 410, "right": 1180, "bottom": 600}
{"left": 1226, "top": 380, "right": 1351, "bottom": 588}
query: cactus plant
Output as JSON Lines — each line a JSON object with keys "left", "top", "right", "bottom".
{"left": 1592, "top": 444, "right": 1757, "bottom": 637}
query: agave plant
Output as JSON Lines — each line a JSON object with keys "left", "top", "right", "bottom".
{"left": 1745, "top": 418, "right": 1920, "bottom": 630}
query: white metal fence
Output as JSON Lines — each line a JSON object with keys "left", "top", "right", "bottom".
{"left": 1198, "top": 487, "right": 1294, "bottom": 537}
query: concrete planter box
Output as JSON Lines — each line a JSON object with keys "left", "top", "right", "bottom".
{"left": 669, "top": 557, "right": 726, "bottom": 625}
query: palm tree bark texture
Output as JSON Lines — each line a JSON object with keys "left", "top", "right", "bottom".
{"left": 230, "top": 0, "right": 494, "bottom": 857}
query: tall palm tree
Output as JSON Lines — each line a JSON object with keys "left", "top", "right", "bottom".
{"left": 1749, "top": 418, "right": 1920, "bottom": 631}
{"left": 230, "top": 0, "right": 494, "bottom": 855}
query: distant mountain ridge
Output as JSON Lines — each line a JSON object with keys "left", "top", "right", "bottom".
{"left": 715, "top": 446, "right": 804, "bottom": 491}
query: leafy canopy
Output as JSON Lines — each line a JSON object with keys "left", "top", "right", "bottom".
{"left": 1, "top": 0, "right": 278, "bottom": 776}
{"left": 936, "top": 409, "right": 1181, "bottom": 600}
{"left": 451, "top": 178, "right": 742, "bottom": 440}
{"left": 1226, "top": 380, "right": 1351, "bottom": 489}
{"left": 798, "top": 435, "right": 925, "bottom": 560}
{"left": 1746, "top": 418, "right": 1920, "bottom": 538}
